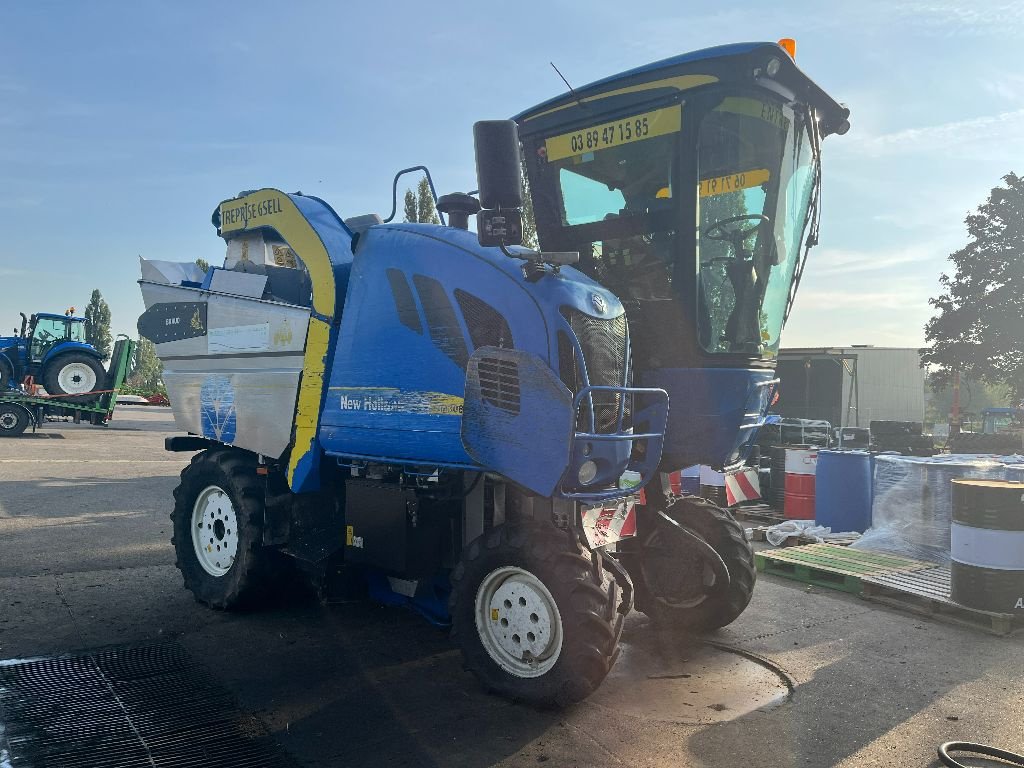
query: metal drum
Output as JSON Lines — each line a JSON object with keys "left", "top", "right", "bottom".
{"left": 950, "top": 479, "right": 1024, "bottom": 613}
{"left": 784, "top": 448, "right": 817, "bottom": 520}
{"left": 815, "top": 450, "right": 872, "bottom": 533}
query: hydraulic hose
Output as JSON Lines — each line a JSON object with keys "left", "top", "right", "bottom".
{"left": 938, "top": 741, "right": 1024, "bottom": 768}
{"left": 654, "top": 509, "right": 731, "bottom": 589}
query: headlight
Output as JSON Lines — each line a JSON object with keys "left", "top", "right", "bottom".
{"left": 578, "top": 460, "right": 598, "bottom": 486}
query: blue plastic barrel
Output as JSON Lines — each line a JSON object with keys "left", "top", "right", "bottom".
{"left": 815, "top": 450, "right": 873, "bottom": 533}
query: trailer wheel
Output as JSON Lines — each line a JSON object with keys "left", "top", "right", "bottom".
{"left": 42, "top": 353, "right": 105, "bottom": 401}
{"left": 171, "top": 449, "right": 275, "bottom": 610}
{"left": 0, "top": 404, "right": 30, "bottom": 436}
{"left": 450, "top": 523, "right": 621, "bottom": 706}
{"left": 624, "top": 496, "right": 755, "bottom": 632}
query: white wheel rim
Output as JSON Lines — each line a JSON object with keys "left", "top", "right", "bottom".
{"left": 475, "top": 566, "right": 563, "bottom": 678}
{"left": 57, "top": 362, "right": 97, "bottom": 394}
{"left": 191, "top": 485, "right": 239, "bottom": 577}
{"left": 0, "top": 412, "right": 18, "bottom": 430}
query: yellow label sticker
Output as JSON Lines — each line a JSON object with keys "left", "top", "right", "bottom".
{"left": 699, "top": 168, "right": 770, "bottom": 198}
{"left": 545, "top": 105, "right": 682, "bottom": 163}
{"left": 220, "top": 190, "right": 289, "bottom": 233}
{"left": 345, "top": 525, "right": 354, "bottom": 546}
{"left": 490, "top": 608, "right": 500, "bottom": 621}
{"left": 715, "top": 97, "right": 790, "bottom": 131}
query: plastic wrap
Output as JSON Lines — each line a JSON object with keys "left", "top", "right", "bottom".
{"left": 851, "top": 454, "right": 1020, "bottom": 563}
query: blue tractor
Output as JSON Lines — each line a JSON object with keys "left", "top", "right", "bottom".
{"left": 141, "top": 41, "right": 849, "bottom": 704}
{"left": 0, "top": 311, "right": 107, "bottom": 398}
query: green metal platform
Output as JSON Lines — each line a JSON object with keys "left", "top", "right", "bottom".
{"left": 755, "top": 543, "right": 934, "bottom": 594}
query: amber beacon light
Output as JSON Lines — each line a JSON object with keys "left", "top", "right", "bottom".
{"left": 778, "top": 38, "right": 796, "bottom": 58}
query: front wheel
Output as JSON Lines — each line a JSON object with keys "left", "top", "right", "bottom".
{"left": 450, "top": 523, "right": 623, "bottom": 706}
{"left": 171, "top": 449, "right": 277, "bottom": 610}
{"left": 42, "top": 353, "right": 105, "bottom": 400}
{"left": 622, "top": 496, "right": 755, "bottom": 632}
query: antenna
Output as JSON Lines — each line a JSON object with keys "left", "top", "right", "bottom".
{"left": 550, "top": 62, "right": 585, "bottom": 108}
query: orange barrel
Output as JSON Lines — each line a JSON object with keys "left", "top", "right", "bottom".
{"left": 784, "top": 448, "right": 817, "bottom": 519}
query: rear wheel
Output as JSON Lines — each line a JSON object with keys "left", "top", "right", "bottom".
{"left": 623, "top": 496, "right": 755, "bottom": 632}
{"left": 42, "top": 353, "right": 105, "bottom": 400}
{"left": 171, "top": 449, "right": 277, "bottom": 610}
{"left": 450, "top": 523, "right": 622, "bottom": 706}
{"left": 0, "top": 404, "right": 29, "bottom": 436}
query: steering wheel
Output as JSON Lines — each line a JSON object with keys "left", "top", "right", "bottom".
{"left": 703, "top": 213, "right": 770, "bottom": 243}
{"left": 35, "top": 330, "right": 54, "bottom": 343}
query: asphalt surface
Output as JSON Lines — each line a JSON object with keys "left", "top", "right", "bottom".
{"left": 1, "top": 407, "right": 1022, "bottom": 767}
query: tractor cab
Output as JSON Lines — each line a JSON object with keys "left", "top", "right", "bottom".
{"left": 516, "top": 41, "right": 849, "bottom": 469}
{"left": 27, "top": 313, "right": 88, "bottom": 361}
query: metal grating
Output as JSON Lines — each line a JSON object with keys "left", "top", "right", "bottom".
{"left": 454, "top": 289, "right": 513, "bottom": 351}
{"left": 412, "top": 274, "right": 469, "bottom": 369}
{"left": 562, "top": 309, "right": 630, "bottom": 433}
{"left": 0, "top": 644, "right": 295, "bottom": 768}
{"left": 477, "top": 356, "right": 521, "bottom": 415}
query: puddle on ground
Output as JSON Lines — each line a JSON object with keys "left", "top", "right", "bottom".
{"left": 588, "top": 631, "right": 791, "bottom": 724}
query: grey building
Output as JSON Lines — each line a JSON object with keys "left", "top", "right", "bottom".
{"left": 774, "top": 346, "right": 927, "bottom": 428}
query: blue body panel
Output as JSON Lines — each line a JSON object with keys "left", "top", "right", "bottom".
{"left": 41, "top": 340, "right": 103, "bottom": 366}
{"left": 640, "top": 367, "right": 777, "bottom": 470}
{"left": 318, "top": 223, "right": 622, "bottom": 468}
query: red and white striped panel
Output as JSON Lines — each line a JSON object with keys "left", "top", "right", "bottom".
{"left": 638, "top": 467, "right": 761, "bottom": 506}
{"left": 581, "top": 497, "right": 638, "bottom": 549}
{"left": 725, "top": 468, "right": 760, "bottom": 506}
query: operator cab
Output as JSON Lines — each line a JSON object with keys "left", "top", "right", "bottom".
{"left": 28, "top": 313, "right": 87, "bottom": 361}
{"left": 516, "top": 42, "right": 849, "bottom": 468}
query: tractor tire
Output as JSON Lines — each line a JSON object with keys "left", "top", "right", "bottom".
{"left": 171, "top": 448, "right": 278, "bottom": 610}
{"left": 0, "top": 357, "right": 14, "bottom": 390}
{"left": 623, "top": 496, "right": 756, "bottom": 633}
{"left": 42, "top": 353, "right": 105, "bottom": 401}
{"left": 0, "top": 404, "right": 30, "bottom": 437}
{"left": 450, "top": 522, "right": 622, "bottom": 707}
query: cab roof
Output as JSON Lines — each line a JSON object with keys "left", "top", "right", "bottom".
{"left": 515, "top": 42, "right": 849, "bottom": 137}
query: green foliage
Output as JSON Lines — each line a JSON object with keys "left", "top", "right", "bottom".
{"left": 401, "top": 177, "right": 440, "bottom": 224}
{"left": 128, "top": 336, "right": 164, "bottom": 394}
{"left": 195, "top": 257, "right": 210, "bottom": 272}
{"left": 926, "top": 375, "right": 1011, "bottom": 428}
{"left": 520, "top": 162, "right": 538, "bottom": 249}
{"left": 83, "top": 289, "right": 112, "bottom": 360}
{"left": 922, "top": 173, "right": 1024, "bottom": 399}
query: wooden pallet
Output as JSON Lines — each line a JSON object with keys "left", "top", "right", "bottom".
{"left": 755, "top": 544, "right": 933, "bottom": 594}
{"left": 861, "top": 567, "right": 1022, "bottom": 636}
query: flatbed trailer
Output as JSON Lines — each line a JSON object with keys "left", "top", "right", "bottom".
{"left": 0, "top": 337, "right": 136, "bottom": 437}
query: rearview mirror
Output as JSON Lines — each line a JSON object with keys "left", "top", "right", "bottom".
{"left": 473, "top": 120, "right": 524, "bottom": 248}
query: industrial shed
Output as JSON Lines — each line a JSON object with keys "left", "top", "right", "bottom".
{"left": 774, "top": 346, "right": 927, "bottom": 428}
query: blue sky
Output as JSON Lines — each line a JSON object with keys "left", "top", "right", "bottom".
{"left": 2, "top": 1, "right": 1022, "bottom": 347}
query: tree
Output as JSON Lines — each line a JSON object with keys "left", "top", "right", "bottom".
{"left": 128, "top": 336, "right": 164, "bottom": 394}
{"left": 402, "top": 176, "right": 440, "bottom": 224}
{"left": 195, "top": 257, "right": 210, "bottom": 272}
{"left": 84, "top": 289, "right": 112, "bottom": 360}
{"left": 922, "top": 173, "right": 1024, "bottom": 399}
{"left": 520, "top": 162, "right": 538, "bottom": 249}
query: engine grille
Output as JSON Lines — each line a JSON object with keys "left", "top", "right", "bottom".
{"left": 562, "top": 309, "right": 630, "bottom": 433}
{"left": 477, "top": 356, "right": 521, "bottom": 415}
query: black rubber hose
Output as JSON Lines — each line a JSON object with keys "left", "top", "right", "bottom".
{"left": 938, "top": 741, "right": 1024, "bottom": 767}
{"left": 654, "top": 509, "right": 731, "bottom": 588}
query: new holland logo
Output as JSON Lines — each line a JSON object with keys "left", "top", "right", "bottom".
{"left": 591, "top": 292, "right": 607, "bottom": 314}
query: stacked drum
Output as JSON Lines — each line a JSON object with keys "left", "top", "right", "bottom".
{"left": 950, "top": 479, "right": 1024, "bottom": 614}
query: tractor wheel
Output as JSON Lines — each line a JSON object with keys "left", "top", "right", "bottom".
{"left": 450, "top": 522, "right": 622, "bottom": 706}
{"left": 0, "top": 404, "right": 30, "bottom": 437}
{"left": 623, "top": 496, "right": 756, "bottom": 633}
{"left": 42, "top": 353, "right": 105, "bottom": 401}
{"left": 171, "top": 448, "right": 277, "bottom": 610}
{"left": 0, "top": 357, "right": 14, "bottom": 390}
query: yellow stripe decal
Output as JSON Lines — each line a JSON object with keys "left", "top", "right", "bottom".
{"left": 699, "top": 168, "right": 771, "bottom": 198}
{"left": 219, "top": 189, "right": 336, "bottom": 317}
{"left": 218, "top": 188, "right": 337, "bottom": 489}
{"left": 545, "top": 105, "right": 681, "bottom": 163}
{"left": 522, "top": 74, "right": 717, "bottom": 122}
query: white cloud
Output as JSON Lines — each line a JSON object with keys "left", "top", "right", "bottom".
{"left": 848, "top": 108, "right": 1024, "bottom": 155}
